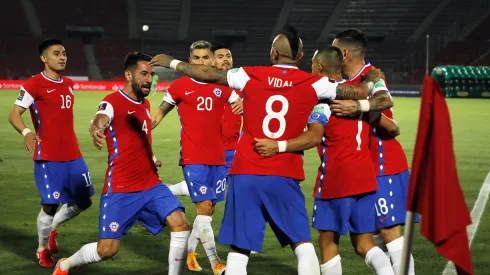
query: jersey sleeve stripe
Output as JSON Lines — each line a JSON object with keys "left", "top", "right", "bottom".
{"left": 227, "top": 90, "right": 240, "bottom": 104}
{"left": 227, "top": 67, "right": 250, "bottom": 91}
{"left": 312, "top": 77, "right": 338, "bottom": 100}
{"left": 163, "top": 91, "right": 177, "bottom": 105}
{"left": 14, "top": 86, "right": 35, "bottom": 109}
{"left": 96, "top": 101, "right": 115, "bottom": 121}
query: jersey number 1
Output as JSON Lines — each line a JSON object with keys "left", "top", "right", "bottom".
{"left": 262, "top": 95, "right": 289, "bottom": 138}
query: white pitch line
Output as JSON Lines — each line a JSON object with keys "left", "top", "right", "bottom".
{"left": 442, "top": 170, "right": 490, "bottom": 275}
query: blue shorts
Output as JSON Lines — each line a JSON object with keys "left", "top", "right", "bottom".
{"left": 312, "top": 192, "right": 376, "bottom": 235}
{"left": 34, "top": 157, "right": 95, "bottom": 205}
{"left": 375, "top": 170, "right": 420, "bottom": 229}
{"left": 218, "top": 175, "right": 311, "bottom": 252}
{"left": 99, "top": 183, "right": 184, "bottom": 239}
{"left": 224, "top": 150, "right": 236, "bottom": 175}
{"left": 182, "top": 165, "right": 226, "bottom": 203}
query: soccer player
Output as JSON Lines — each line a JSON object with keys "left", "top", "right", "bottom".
{"left": 331, "top": 29, "right": 416, "bottom": 274}
{"left": 52, "top": 52, "right": 190, "bottom": 275}
{"left": 8, "top": 39, "right": 94, "bottom": 267}
{"left": 151, "top": 40, "right": 242, "bottom": 275}
{"left": 167, "top": 44, "right": 240, "bottom": 197}
{"left": 149, "top": 26, "right": 387, "bottom": 275}
{"left": 254, "top": 46, "right": 397, "bottom": 275}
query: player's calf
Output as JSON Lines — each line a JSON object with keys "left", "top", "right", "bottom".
{"left": 56, "top": 241, "right": 106, "bottom": 273}
{"left": 292, "top": 241, "right": 321, "bottom": 275}
{"left": 351, "top": 233, "right": 394, "bottom": 275}
{"left": 166, "top": 211, "right": 191, "bottom": 275}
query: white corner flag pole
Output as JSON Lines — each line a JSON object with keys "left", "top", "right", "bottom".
{"left": 400, "top": 211, "right": 416, "bottom": 275}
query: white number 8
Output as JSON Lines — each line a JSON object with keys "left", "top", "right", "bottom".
{"left": 262, "top": 95, "right": 289, "bottom": 138}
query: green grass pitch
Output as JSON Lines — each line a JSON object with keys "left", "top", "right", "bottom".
{"left": 0, "top": 90, "right": 489, "bottom": 274}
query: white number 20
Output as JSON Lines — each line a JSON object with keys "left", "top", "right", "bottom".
{"left": 262, "top": 95, "right": 289, "bottom": 138}
{"left": 216, "top": 178, "right": 226, "bottom": 194}
{"left": 197, "top": 96, "right": 213, "bottom": 111}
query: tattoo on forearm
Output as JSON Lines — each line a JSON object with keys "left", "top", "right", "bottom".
{"left": 336, "top": 84, "right": 359, "bottom": 100}
{"left": 179, "top": 63, "right": 229, "bottom": 85}
{"left": 368, "top": 93, "right": 393, "bottom": 112}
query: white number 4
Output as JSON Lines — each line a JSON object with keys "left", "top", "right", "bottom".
{"left": 82, "top": 172, "right": 92, "bottom": 187}
{"left": 142, "top": 120, "right": 148, "bottom": 134}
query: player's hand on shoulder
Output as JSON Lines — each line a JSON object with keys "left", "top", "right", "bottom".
{"left": 330, "top": 100, "right": 360, "bottom": 117}
{"left": 149, "top": 54, "right": 174, "bottom": 68}
{"left": 363, "top": 67, "right": 382, "bottom": 84}
{"left": 231, "top": 99, "right": 243, "bottom": 115}
{"left": 253, "top": 138, "right": 279, "bottom": 157}
{"left": 24, "top": 132, "right": 41, "bottom": 153}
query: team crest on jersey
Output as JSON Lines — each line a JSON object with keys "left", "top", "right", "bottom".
{"left": 69, "top": 87, "right": 74, "bottom": 95}
{"left": 17, "top": 90, "right": 25, "bottom": 101}
{"left": 200, "top": 186, "right": 207, "bottom": 195}
{"left": 109, "top": 222, "right": 119, "bottom": 232}
{"left": 53, "top": 191, "right": 60, "bottom": 199}
{"left": 98, "top": 103, "right": 107, "bottom": 111}
{"left": 280, "top": 69, "right": 287, "bottom": 74}
{"left": 213, "top": 88, "right": 222, "bottom": 98}
{"left": 146, "top": 108, "right": 151, "bottom": 119}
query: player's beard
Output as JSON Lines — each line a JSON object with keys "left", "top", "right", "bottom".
{"left": 131, "top": 80, "right": 150, "bottom": 99}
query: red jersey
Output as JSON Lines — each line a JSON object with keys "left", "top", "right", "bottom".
{"left": 309, "top": 80, "right": 377, "bottom": 199}
{"left": 221, "top": 90, "right": 242, "bottom": 150}
{"left": 348, "top": 62, "right": 409, "bottom": 176}
{"left": 96, "top": 90, "right": 160, "bottom": 193}
{"left": 164, "top": 76, "right": 239, "bottom": 165}
{"left": 226, "top": 65, "right": 339, "bottom": 180}
{"left": 14, "top": 72, "right": 82, "bottom": 161}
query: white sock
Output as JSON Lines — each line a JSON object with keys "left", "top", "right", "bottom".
{"left": 187, "top": 218, "right": 201, "bottom": 253}
{"left": 52, "top": 204, "right": 82, "bottom": 230}
{"left": 320, "top": 254, "right": 342, "bottom": 275}
{"left": 61, "top": 242, "right": 102, "bottom": 271}
{"left": 386, "top": 237, "right": 414, "bottom": 275}
{"left": 169, "top": 231, "right": 190, "bottom": 275}
{"left": 179, "top": 181, "right": 190, "bottom": 196}
{"left": 294, "top": 243, "right": 321, "bottom": 275}
{"left": 197, "top": 215, "right": 220, "bottom": 267}
{"left": 169, "top": 181, "right": 190, "bottom": 196}
{"left": 374, "top": 234, "right": 390, "bottom": 258}
{"left": 365, "top": 246, "right": 395, "bottom": 275}
{"left": 37, "top": 209, "right": 53, "bottom": 252}
{"left": 225, "top": 252, "right": 248, "bottom": 275}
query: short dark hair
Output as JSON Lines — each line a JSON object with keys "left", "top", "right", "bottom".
{"left": 334, "top": 28, "right": 368, "bottom": 52}
{"left": 211, "top": 44, "right": 230, "bottom": 53}
{"left": 280, "top": 25, "right": 301, "bottom": 59}
{"left": 38, "top": 39, "right": 63, "bottom": 54}
{"left": 315, "top": 46, "right": 343, "bottom": 73}
{"left": 123, "top": 52, "right": 152, "bottom": 71}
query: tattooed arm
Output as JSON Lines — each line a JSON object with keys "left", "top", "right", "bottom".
{"left": 149, "top": 54, "right": 229, "bottom": 85}
{"left": 151, "top": 101, "right": 175, "bottom": 129}
{"left": 329, "top": 91, "right": 393, "bottom": 117}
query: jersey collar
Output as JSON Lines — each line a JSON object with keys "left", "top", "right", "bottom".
{"left": 273, "top": 64, "right": 298, "bottom": 69}
{"left": 348, "top": 62, "right": 371, "bottom": 81}
{"left": 41, "top": 71, "right": 63, "bottom": 83}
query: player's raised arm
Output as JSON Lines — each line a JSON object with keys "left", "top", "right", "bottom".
{"left": 149, "top": 54, "right": 229, "bottom": 86}
{"left": 151, "top": 88, "right": 177, "bottom": 129}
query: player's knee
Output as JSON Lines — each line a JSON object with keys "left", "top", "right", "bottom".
{"left": 97, "top": 241, "right": 119, "bottom": 259}
{"left": 42, "top": 204, "right": 58, "bottom": 216}
{"left": 196, "top": 200, "right": 214, "bottom": 215}
{"left": 353, "top": 240, "right": 373, "bottom": 257}
{"left": 167, "top": 210, "right": 191, "bottom": 231}
{"left": 76, "top": 198, "right": 93, "bottom": 211}
{"left": 380, "top": 225, "right": 402, "bottom": 243}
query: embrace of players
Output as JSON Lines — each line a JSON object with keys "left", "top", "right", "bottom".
{"left": 9, "top": 26, "right": 416, "bottom": 275}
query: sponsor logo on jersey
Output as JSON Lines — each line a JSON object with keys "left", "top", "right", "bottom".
{"left": 213, "top": 88, "right": 222, "bottom": 98}
{"left": 98, "top": 103, "right": 107, "bottom": 111}
{"left": 53, "top": 191, "right": 60, "bottom": 199}
{"left": 109, "top": 221, "right": 119, "bottom": 232}
{"left": 17, "top": 90, "right": 25, "bottom": 101}
{"left": 200, "top": 185, "right": 207, "bottom": 194}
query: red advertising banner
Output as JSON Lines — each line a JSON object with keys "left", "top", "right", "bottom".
{"left": 0, "top": 80, "right": 171, "bottom": 92}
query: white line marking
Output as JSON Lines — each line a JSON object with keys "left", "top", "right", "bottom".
{"left": 442, "top": 170, "right": 490, "bottom": 274}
